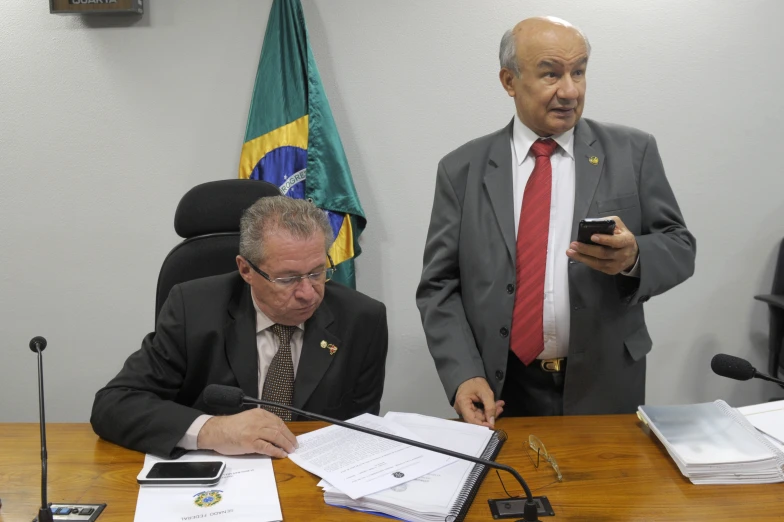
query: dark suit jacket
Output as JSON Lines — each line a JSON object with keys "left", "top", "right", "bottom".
{"left": 416, "top": 118, "right": 696, "bottom": 415}
{"left": 91, "top": 272, "right": 388, "bottom": 458}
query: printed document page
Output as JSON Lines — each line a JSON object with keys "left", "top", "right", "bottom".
{"left": 321, "top": 412, "right": 493, "bottom": 513}
{"left": 288, "top": 413, "right": 455, "bottom": 499}
{"left": 134, "top": 452, "right": 282, "bottom": 522}
{"left": 738, "top": 400, "right": 784, "bottom": 445}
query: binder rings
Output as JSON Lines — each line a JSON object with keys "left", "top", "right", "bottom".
{"left": 450, "top": 429, "right": 507, "bottom": 522}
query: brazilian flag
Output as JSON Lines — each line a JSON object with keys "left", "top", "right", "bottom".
{"left": 238, "top": 0, "right": 366, "bottom": 288}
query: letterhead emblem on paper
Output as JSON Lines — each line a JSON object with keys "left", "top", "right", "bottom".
{"left": 193, "top": 490, "right": 223, "bottom": 508}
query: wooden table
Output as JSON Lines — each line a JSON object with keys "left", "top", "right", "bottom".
{"left": 1, "top": 416, "right": 782, "bottom": 521}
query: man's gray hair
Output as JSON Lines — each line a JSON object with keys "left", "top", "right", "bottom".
{"left": 499, "top": 18, "right": 591, "bottom": 77}
{"left": 239, "top": 196, "right": 334, "bottom": 264}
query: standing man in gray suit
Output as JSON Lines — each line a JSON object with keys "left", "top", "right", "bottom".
{"left": 416, "top": 16, "right": 696, "bottom": 426}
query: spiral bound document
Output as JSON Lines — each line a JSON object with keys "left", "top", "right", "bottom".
{"left": 447, "top": 429, "right": 505, "bottom": 522}
{"left": 638, "top": 400, "right": 784, "bottom": 484}
{"left": 320, "top": 412, "right": 505, "bottom": 522}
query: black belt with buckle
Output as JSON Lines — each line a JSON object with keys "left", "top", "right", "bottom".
{"left": 539, "top": 358, "right": 566, "bottom": 372}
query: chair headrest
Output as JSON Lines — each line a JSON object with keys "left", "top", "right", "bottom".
{"left": 174, "top": 179, "right": 281, "bottom": 238}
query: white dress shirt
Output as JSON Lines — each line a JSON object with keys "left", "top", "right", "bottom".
{"left": 176, "top": 293, "right": 304, "bottom": 450}
{"left": 511, "top": 115, "right": 640, "bottom": 360}
{"left": 511, "top": 114, "right": 575, "bottom": 360}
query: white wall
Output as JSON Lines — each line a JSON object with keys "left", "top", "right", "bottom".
{"left": 1, "top": 0, "right": 783, "bottom": 422}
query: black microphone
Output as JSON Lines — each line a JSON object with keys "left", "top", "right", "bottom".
{"left": 29, "top": 338, "right": 104, "bottom": 521}
{"left": 204, "top": 384, "right": 543, "bottom": 522}
{"left": 29, "top": 336, "right": 53, "bottom": 522}
{"left": 711, "top": 353, "right": 784, "bottom": 386}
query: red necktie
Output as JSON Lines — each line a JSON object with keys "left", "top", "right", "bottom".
{"left": 510, "top": 138, "right": 559, "bottom": 365}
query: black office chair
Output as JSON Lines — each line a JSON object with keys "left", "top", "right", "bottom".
{"left": 155, "top": 179, "right": 281, "bottom": 323}
{"left": 755, "top": 238, "right": 784, "bottom": 382}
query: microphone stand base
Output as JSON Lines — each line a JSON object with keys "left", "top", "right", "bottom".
{"left": 36, "top": 506, "right": 54, "bottom": 522}
{"left": 34, "top": 502, "right": 106, "bottom": 521}
{"left": 488, "top": 495, "right": 554, "bottom": 519}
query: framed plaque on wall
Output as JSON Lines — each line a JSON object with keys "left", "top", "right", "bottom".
{"left": 50, "top": 0, "right": 143, "bottom": 14}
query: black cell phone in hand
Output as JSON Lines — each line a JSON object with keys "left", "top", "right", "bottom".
{"left": 577, "top": 218, "right": 616, "bottom": 245}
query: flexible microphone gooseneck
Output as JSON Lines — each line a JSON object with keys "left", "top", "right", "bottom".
{"left": 29, "top": 336, "right": 53, "bottom": 522}
{"left": 711, "top": 353, "right": 784, "bottom": 387}
{"left": 28, "top": 337, "right": 105, "bottom": 521}
{"left": 203, "top": 384, "right": 542, "bottom": 522}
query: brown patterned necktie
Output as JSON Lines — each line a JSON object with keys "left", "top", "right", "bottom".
{"left": 261, "top": 324, "right": 297, "bottom": 421}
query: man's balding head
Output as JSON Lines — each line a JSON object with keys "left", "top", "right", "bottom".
{"left": 500, "top": 17, "right": 591, "bottom": 76}
{"left": 499, "top": 17, "right": 590, "bottom": 136}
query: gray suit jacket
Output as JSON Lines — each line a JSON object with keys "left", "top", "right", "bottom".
{"left": 416, "top": 118, "right": 696, "bottom": 414}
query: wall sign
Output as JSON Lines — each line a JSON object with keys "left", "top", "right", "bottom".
{"left": 50, "top": 0, "right": 143, "bottom": 14}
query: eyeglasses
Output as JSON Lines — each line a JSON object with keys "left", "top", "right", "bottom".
{"left": 528, "top": 435, "right": 562, "bottom": 482}
{"left": 244, "top": 255, "right": 336, "bottom": 288}
{"left": 493, "top": 431, "right": 562, "bottom": 500}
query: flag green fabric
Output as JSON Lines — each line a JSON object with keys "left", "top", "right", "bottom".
{"left": 239, "top": 0, "right": 366, "bottom": 288}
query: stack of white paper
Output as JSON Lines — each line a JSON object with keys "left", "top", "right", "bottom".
{"left": 638, "top": 400, "right": 784, "bottom": 484}
{"left": 305, "top": 413, "right": 496, "bottom": 522}
{"left": 134, "top": 452, "right": 283, "bottom": 522}
{"left": 287, "top": 413, "right": 458, "bottom": 500}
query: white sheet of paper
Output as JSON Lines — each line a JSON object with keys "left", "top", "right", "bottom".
{"left": 738, "top": 400, "right": 784, "bottom": 444}
{"left": 375, "top": 412, "right": 493, "bottom": 508}
{"left": 134, "top": 452, "right": 282, "bottom": 522}
{"left": 320, "top": 412, "right": 493, "bottom": 511}
{"left": 288, "top": 413, "right": 455, "bottom": 499}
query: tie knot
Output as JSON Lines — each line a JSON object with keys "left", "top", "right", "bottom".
{"left": 530, "top": 139, "right": 558, "bottom": 158}
{"left": 270, "top": 324, "right": 297, "bottom": 347}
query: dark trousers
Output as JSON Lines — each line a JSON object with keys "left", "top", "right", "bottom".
{"left": 500, "top": 351, "right": 566, "bottom": 417}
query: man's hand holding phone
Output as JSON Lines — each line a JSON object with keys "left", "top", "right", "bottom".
{"left": 567, "top": 215, "right": 639, "bottom": 275}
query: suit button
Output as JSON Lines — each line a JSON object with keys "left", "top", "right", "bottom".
{"left": 506, "top": 284, "right": 514, "bottom": 294}
{"left": 499, "top": 327, "right": 509, "bottom": 338}
{"left": 495, "top": 370, "right": 504, "bottom": 381}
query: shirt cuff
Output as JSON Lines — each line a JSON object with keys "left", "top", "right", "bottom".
{"left": 176, "top": 414, "right": 213, "bottom": 451}
{"left": 620, "top": 254, "right": 641, "bottom": 278}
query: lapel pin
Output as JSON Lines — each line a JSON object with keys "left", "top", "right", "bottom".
{"left": 328, "top": 343, "right": 338, "bottom": 355}
{"left": 320, "top": 340, "right": 328, "bottom": 348}
{"left": 589, "top": 156, "right": 599, "bottom": 165}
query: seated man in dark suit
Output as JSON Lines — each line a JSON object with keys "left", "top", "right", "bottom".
{"left": 91, "top": 196, "right": 388, "bottom": 459}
